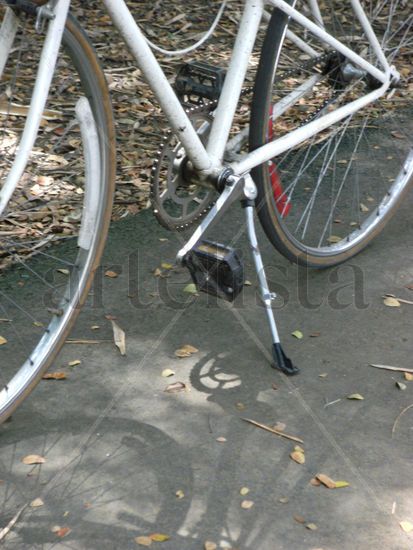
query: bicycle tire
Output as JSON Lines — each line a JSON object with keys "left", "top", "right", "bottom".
{"left": 250, "top": 1, "right": 413, "bottom": 268}
{"left": 0, "top": 10, "right": 116, "bottom": 422}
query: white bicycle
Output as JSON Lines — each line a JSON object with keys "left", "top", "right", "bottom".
{"left": 0, "top": 0, "right": 412, "bottom": 421}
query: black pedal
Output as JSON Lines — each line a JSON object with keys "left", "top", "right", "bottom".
{"left": 185, "top": 240, "right": 245, "bottom": 301}
{"left": 175, "top": 62, "right": 226, "bottom": 103}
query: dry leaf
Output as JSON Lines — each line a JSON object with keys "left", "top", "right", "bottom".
{"left": 164, "top": 382, "right": 187, "bottom": 393}
{"left": 360, "top": 203, "right": 369, "bottom": 212}
{"left": 318, "top": 373, "right": 328, "bottom": 378}
{"left": 347, "top": 393, "right": 364, "bottom": 400}
{"left": 175, "top": 344, "right": 198, "bottom": 358}
{"left": 22, "top": 454, "right": 46, "bottom": 465}
{"left": 240, "top": 487, "right": 250, "bottom": 496}
{"left": 161, "top": 262, "right": 173, "bottom": 270}
{"left": 310, "top": 331, "right": 321, "bottom": 337}
{"left": 0, "top": 336, "right": 7, "bottom": 346}
{"left": 153, "top": 268, "right": 162, "bottom": 277}
{"left": 404, "top": 372, "right": 413, "bottom": 381}
{"left": 279, "top": 497, "right": 289, "bottom": 503}
{"left": 30, "top": 498, "right": 44, "bottom": 508}
{"left": 273, "top": 422, "right": 286, "bottom": 432}
{"left": 291, "top": 330, "right": 303, "bottom": 339}
{"left": 55, "top": 527, "right": 71, "bottom": 538}
{"left": 111, "top": 320, "right": 126, "bottom": 355}
{"left": 204, "top": 542, "right": 217, "bottom": 550}
{"left": 391, "top": 131, "right": 405, "bottom": 140}
{"left": 306, "top": 523, "right": 318, "bottom": 530}
{"left": 315, "top": 473, "right": 336, "bottom": 489}
{"left": 383, "top": 296, "right": 401, "bottom": 307}
{"left": 334, "top": 480, "right": 350, "bottom": 488}
{"left": 104, "top": 270, "right": 118, "bottom": 278}
{"left": 42, "top": 372, "right": 67, "bottom": 380}
{"left": 149, "top": 533, "right": 170, "bottom": 542}
{"left": 244, "top": 280, "right": 252, "bottom": 286}
{"left": 290, "top": 450, "right": 305, "bottom": 464}
{"left": 175, "top": 490, "right": 185, "bottom": 499}
{"left": 183, "top": 283, "right": 197, "bottom": 294}
{"left": 327, "top": 235, "right": 342, "bottom": 243}
{"left": 235, "top": 402, "right": 246, "bottom": 411}
{"left": 294, "top": 515, "right": 306, "bottom": 524}
{"left": 135, "top": 536, "right": 152, "bottom": 547}
{"left": 400, "top": 521, "right": 413, "bottom": 533}
{"left": 241, "top": 500, "right": 254, "bottom": 509}
{"left": 396, "top": 382, "right": 407, "bottom": 390}
{"left": 68, "top": 360, "right": 81, "bottom": 367}
{"left": 216, "top": 437, "right": 227, "bottom": 443}
{"left": 161, "top": 369, "right": 175, "bottom": 378}
{"left": 310, "top": 477, "right": 321, "bottom": 486}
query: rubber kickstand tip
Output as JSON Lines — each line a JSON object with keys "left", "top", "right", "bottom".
{"left": 272, "top": 343, "right": 299, "bottom": 375}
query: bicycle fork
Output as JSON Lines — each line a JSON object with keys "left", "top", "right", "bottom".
{"left": 177, "top": 173, "right": 299, "bottom": 375}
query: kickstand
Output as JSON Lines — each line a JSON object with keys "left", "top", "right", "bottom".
{"left": 243, "top": 177, "right": 299, "bottom": 375}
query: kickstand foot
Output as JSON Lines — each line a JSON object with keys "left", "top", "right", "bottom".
{"left": 272, "top": 343, "right": 299, "bottom": 375}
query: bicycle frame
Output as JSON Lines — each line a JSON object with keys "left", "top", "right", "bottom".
{"left": 0, "top": 0, "right": 396, "bottom": 216}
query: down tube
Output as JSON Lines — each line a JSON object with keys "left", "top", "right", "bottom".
{"left": 102, "top": 0, "right": 213, "bottom": 173}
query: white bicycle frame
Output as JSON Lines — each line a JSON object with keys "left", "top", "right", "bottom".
{"left": 0, "top": 0, "right": 395, "bottom": 215}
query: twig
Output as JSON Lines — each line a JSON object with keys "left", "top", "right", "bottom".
{"left": 242, "top": 418, "right": 303, "bottom": 444}
{"left": 0, "top": 503, "right": 28, "bottom": 542}
{"left": 392, "top": 403, "right": 413, "bottom": 436}
{"left": 369, "top": 364, "right": 413, "bottom": 374}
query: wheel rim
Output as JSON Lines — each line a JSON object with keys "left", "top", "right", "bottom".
{"left": 258, "top": 0, "right": 413, "bottom": 258}
{"left": 0, "top": 11, "right": 108, "bottom": 417}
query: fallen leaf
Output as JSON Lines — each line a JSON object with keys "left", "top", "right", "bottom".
{"left": 204, "top": 542, "right": 217, "bottom": 550}
{"left": 306, "top": 523, "right": 318, "bottom": 530}
{"left": 216, "top": 437, "right": 227, "bottom": 443}
{"left": 159, "top": 238, "right": 168, "bottom": 242}
{"left": 235, "top": 402, "right": 246, "bottom": 411}
{"left": 327, "top": 235, "right": 342, "bottom": 243}
{"left": 383, "top": 296, "right": 401, "bottom": 307}
{"left": 334, "top": 480, "right": 350, "bottom": 488}
{"left": 271, "top": 383, "right": 278, "bottom": 390}
{"left": 105, "top": 314, "right": 117, "bottom": 321}
{"left": 293, "top": 515, "right": 306, "bottom": 524}
{"left": 241, "top": 500, "right": 254, "bottom": 509}
{"left": 91, "top": 325, "right": 100, "bottom": 331}
{"left": 111, "top": 320, "right": 126, "bottom": 355}
{"left": 153, "top": 268, "right": 162, "bottom": 277}
{"left": 161, "top": 262, "right": 173, "bottom": 270}
{"left": 279, "top": 497, "right": 289, "bottom": 503}
{"left": 391, "top": 131, "right": 405, "bottom": 140}
{"left": 30, "top": 498, "right": 44, "bottom": 508}
{"left": 273, "top": 422, "right": 286, "bottom": 432}
{"left": 310, "top": 331, "right": 321, "bottom": 337}
{"left": 396, "top": 382, "right": 407, "bottom": 390}
{"left": 42, "top": 372, "right": 67, "bottom": 380}
{"left": 135, "top": 536, "right": 152, "bottom": 547}
{"left": 360, "top": 203, "right": 369, "bottom": 212}
{"left": 57, "top": 268, "right": 70, "bottom": 275}
{"left": 68, "top": 360, "right": 81, "bottom": 367}
{"left": 240, "top": 487, "right": 250, "bottom": 496}
{"left": 290, "top": 450, "right": 305, "bottom": 464}
{"left": 175, "top": 490, "right": 185, "bottom": 499}
{"left": 183, "top": 283, "right": 197, "bottom": 294}
{"left": 164, "top": 381, "right": 187, "bottom": 393}
{"left": 404, "top": 373, "right": 413, "bottom": 381}
{"left": 149, "top": 533, "right": 170, "bottom": 542}
{"left": 318, "top": 373, "right": 328, "bottom": 378}
{"left": 174, "top": 344, "right": 199, "bottom": 358}
{"left": 291, "top": 330, "right": 303, "bottom": 339}
{"left": 104, "top": 270, "right": 118, "bottom": 278}
{"left": 0, "top": 336, "right": 7, "bottom": 346}
{"left": 347, "top": 393, "right": 364, "bottom": 400}
{"left": 244, "top": 280, "right": 252, "bottom": 286}
{"left": 310, "top": 478, "right": 321, "bottom": 486}
{"left": 315, "top": 473, "right": 336, "bottom": 489}
{"left": 400, "top": 521, "right": 413, "bottom": 533}
{"left": 161, "top": 369, "right": 175, "bottom": 378}
{"left": 22, "top": 454, "right": 46, "bottom": 465}
{"left": 55, "top": 527, "right": 71, "bottom": 538}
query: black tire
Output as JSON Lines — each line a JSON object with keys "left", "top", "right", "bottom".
{"left": 0, "top": 11, "right": 116, "bottom": 422}
{"left": 250, "top": 2, "right": 413, "bottom": 267}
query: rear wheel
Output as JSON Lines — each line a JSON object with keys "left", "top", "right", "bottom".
{"left": 250, "top": 1, "right": 413, "bottom": 267}
{"left": 0, "top": 9, "right": 115, "bottom": 422}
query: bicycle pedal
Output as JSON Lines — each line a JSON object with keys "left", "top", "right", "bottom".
{"left": 185, "top": 240, "right": 245, "bottom": 301}
{"left": 175, "top": 61, "right": 226, "bottom": 103}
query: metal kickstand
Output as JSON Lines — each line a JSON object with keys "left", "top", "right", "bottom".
{"left": 243, "top": 175, "right": 299, "bottom": 375}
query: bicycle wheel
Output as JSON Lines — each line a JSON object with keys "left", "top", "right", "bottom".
{"left": 0, "top": 8, "right": 115, "bottom": 422}
{"left": 250, "top": 1, "right": 413, "bottom": 267}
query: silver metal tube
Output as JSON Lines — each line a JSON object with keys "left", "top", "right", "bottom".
{"left": 206, "top": 0, "right": 265, "bottom": 164}
{"left": 0, "top": 8, "right": 19, "bottom": 79}
{"left": 0, "top": 0, "right": 71, "bottom": 217}
{"left": 103, "top": 0, "right": 213, "bottom": 172}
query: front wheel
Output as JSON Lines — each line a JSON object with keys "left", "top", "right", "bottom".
{"left": 0, "top": 9, "right": 116, "bottom": 422}
{"left": 250, "top": 1, "right": 413, "bottom": 267}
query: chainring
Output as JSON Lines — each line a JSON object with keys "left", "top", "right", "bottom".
{"left": 150, "top": 108, "right": 216, "bottom": 231}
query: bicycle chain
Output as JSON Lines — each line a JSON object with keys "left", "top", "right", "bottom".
{"left": 150, "top": 51, "right": 335, "bottom": 231}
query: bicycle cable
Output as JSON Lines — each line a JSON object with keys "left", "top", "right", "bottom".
{"left": 143, "top": 0, "right": 228, "bottom": 56}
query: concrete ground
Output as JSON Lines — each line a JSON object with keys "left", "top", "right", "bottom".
{"left": 1, "top": 194, "right": 413, "bottom": 549}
